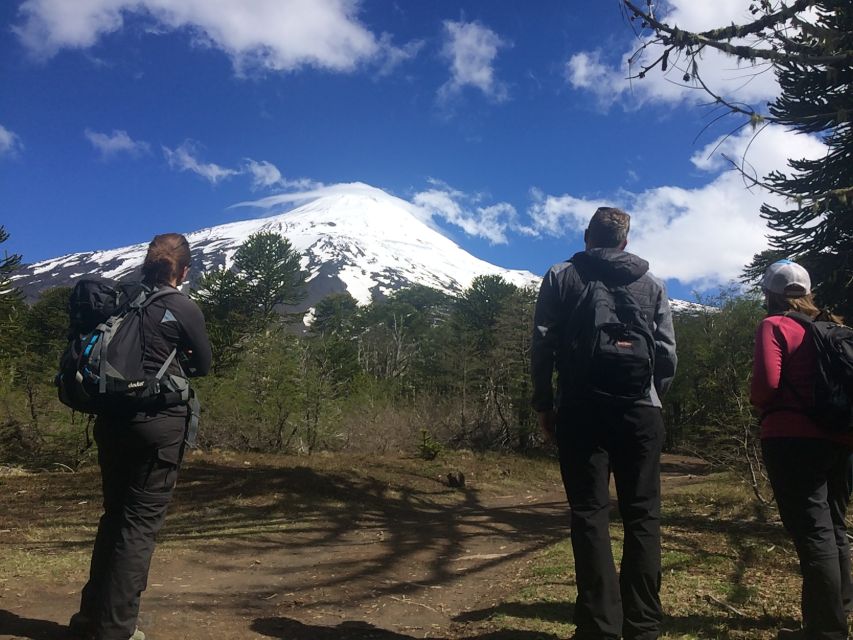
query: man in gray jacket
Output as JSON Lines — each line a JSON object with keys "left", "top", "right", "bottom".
{"left": 531, "top": 207, "right": 677, "bottom": 640}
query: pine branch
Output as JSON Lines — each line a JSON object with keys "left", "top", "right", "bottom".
{"left": 623, "top": 0, "right": 853, "bottom": 66}
{"left": 722, "top": 153, "right": 853, "bottom": 205}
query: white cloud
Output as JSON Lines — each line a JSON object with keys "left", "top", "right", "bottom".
{"left": 376, "top": 34, "right": 425, "bottom": 77}
{"left": 243, "top": 159, "right": 283, "bottom": 190}
{"left": 412, "top": 181, "right": 529, "bottom": 244}
{"left": 240, "top": 159, "right": 323, "bottom": 191}
{"left": 162, "top": 142, "right": 318, "bottom": 190}
{"left": 14, "top": 0, "right": 415, "bottom": 75}
{"left": 528, "top": 189, "right": 612, "bottom": 237}
{"left": 163, "top": 141, "right": 239, "bottom": 184}
{"left": 567, "top": 0, "right": 780, "bottom": 109}
{"left": 438, "top": 20, "right": 509, "bottom": 102}
{"left": 84, "top": 128, "right": 149, "bottom": 158}
{"left": 0, "top": 124, "right": 23, "bottom": 157}
{"left": 528, "top": 127, "right": 827, "bottom": 288}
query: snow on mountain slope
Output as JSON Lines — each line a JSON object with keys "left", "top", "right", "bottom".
{"left": 13, "top": 183, "right": 539, "bottom": 307}
{"left": 13, "top": 182, "right": 706, "bottom": 315}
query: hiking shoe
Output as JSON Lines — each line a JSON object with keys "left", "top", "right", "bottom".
{"left": 776, "top": 628, "right": 807, "bottom": 640}
{"left": 130, "top": 628, "right": 145, "bottom": 640}
{"left": 68, "top": 611, "right": 95, "bottom": 639}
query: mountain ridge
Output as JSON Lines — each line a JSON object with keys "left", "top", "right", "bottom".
{"left": 12, "top": 182, "right": 704, "bottom": 315}
{"left": 12, "top": 183, "right": 538, "bottom": 310}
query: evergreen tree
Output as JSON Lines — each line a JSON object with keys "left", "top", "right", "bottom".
{"left": 233, "top": 231, "right": 307, "bottom": 317}
{"left": 455, "top": 275, "right": 517, "bottom": 352}
{"left": 192, "top": 231, "right": 307, "bottom": 371}
{"left": 25, "top": 286, "right": 72, "bottom": 370}
{"left": 0, "top": 226, "right": 24, "bottom": 361}
{"left": 192, "top": 267, "right": 251, "bottom": 371}
{"left": 624, "top": 1, "right": 853, "bottom": 316}
{"left": 747, "top": 3, "right": 853, "bottom": 316}
{"left": 310, "top": 293, "right": 361, "bottom": 389}
{"left": 312, "top": 292, "right": 360, "bottom": 337}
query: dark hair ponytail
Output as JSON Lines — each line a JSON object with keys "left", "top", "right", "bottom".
{"left": 142, "top": 233, "right": 191, "bottom": 286}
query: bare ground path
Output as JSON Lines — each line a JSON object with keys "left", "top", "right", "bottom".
{"left": 0, "top": 452, "right": 708, "bottom": 640}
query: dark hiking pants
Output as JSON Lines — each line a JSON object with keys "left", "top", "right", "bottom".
{"left": 78, "top": 420, "right": 182, "bottom": 640}
{"left": 763, "top": 437, "right": 853, "bottom": 640}
{"left": 557, "top": 404, "right": 665, "bottom": 640}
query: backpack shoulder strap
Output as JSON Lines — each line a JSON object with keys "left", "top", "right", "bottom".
{"left": 139, "top": 286, "right": 181, "bottom": 308}
{"left": 783, "top": 310, "right": 815, "bottom": 326}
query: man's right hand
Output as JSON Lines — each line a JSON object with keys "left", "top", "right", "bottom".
{"left": 538, "top": 410, "right": 556, "bottom": 443}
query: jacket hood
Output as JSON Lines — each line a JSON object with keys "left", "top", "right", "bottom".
{"left": 570, "top": 248, "right": 649, "bottom": 286}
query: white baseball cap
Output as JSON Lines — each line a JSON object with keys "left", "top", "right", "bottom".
{"left": 762, "top": 259, "right": 811, "bottom": 297}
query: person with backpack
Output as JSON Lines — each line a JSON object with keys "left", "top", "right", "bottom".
{"left": 68, "top": 233, "right": 211, "bottom": 640}
{"left": 751, "top": 259, "right": 853, "bottom": 640}
{"left": 531, "top": 207, "right": 677, "bottom": 640}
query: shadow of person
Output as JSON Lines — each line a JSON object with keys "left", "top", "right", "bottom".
{"left": 454, "top": 600, "right": 574, "bottom": 625}
{"left": 251, "top": 617, "right": 412, "bottom": 640}
{"left": 251, "top": 616, "right": 560, "bottom": 640}
{"left": 0, "top": 610, "right": 66, "bottom": 640}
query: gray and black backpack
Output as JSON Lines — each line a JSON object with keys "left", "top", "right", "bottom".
{"left": 56, "top": 278, "right": 191, "bottom": 414}
{"left": 562, "top": 279, "right": 655, "bottom": 404}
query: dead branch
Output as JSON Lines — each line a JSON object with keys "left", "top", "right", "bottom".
{"left": 704, "top": 593, "right": 749, "bottom": 618}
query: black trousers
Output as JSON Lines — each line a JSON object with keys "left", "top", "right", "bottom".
{"left": 557, "top": 404, "right": 665, "bottom": 640}
{"left": 763, "top": 437, "right": 853, "bottom": 640}
{"left": 78, "top": 418, "right": 183, "bottom": 640}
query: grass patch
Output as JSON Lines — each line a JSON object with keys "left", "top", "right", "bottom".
{"left": 490, "top": 468, "right": 810, "bottom": 640}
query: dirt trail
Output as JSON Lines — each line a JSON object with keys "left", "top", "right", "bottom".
{"left": 0, "top": 453, "right": 707, "bottom": 640}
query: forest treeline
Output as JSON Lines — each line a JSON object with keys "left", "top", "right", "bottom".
{"left": 0, "top": 229, "right": 766, "bottom": 473}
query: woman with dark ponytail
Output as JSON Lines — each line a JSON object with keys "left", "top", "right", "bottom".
{"left": 751, "top": 259, "right": 852, "bottom": 640}
{"left": 70, "top": 233, "right": 212, "bottom": 640}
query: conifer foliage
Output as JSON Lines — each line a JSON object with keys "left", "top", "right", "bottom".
{"left": 624, "top": 1, "right": 853, "bottom": 316}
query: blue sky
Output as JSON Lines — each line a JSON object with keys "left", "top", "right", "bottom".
{"left": 0, "top": 1, "right": 826, "bottom": 301}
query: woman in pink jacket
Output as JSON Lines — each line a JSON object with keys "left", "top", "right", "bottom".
{"left": 751, "top": 259, "right": 852, "bottom": 640}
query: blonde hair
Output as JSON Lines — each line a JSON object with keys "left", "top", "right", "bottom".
{"left": 767, "top": 291, "right": 844, "bottom": 324}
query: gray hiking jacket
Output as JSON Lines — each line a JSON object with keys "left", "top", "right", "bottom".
{"left": 530, "top": 248, "right": 677, "bottom": 412}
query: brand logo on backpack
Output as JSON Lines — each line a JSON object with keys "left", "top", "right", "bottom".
{"left": 56, "top": 279, "right": 190, "bottom": 415}
{"left": 562, "top": 280, "right": 655, "bottom": 404}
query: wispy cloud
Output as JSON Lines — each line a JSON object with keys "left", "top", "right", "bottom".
{"left": 242, "top": 159, "right": 283, "bottom": 190}
{"left": 84, "top": 128, "right": 149, "bottom": 158}
{"left": 240, "top": 159, "right": 322, "bottom": 191}
{"left": 163, "top": 141, "right": 239, "bottom": 184}
{"left": 438, "top": 20, "right": 510, "bottom": 103}
{"left": 162, "top": 141, "right": 317, "bottom": 190}
{"left": 0, "top": 124, "right": 23, "bottom": 157}
{"left": 528, "top": 127, "right": 827, "bottom": 288}
{"left": 14, "top": 0, "right": 416, "bottom": 75}
{"left": 413, "top": 180, "right": 531, "bottom": 244}
{"left": 566, "top": 0, "right": 779, "bottom": 109}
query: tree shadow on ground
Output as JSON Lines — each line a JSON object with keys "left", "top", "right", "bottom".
{"left": 251, "top": 616, "right": 559, "bottom": 639}
{"left": 0, "top": 610, "right": 66, "bottom": 640}
{"left": 2, "top": 458, "right": 570, "bottom": 614}
{"left": 163, "top": 461, "right": 569, "bottom": 609}
{"left": 453, "top": 601, "right": 795, "bottom": 639}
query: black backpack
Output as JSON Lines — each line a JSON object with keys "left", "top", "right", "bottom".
{"left": 562, "top": 279, "right": 655, "bottom": 404}
{"left": 56, "top": 278, "right": 190, "bottom": 414}
{"left": 783, "top": 311, "right": 853, "bottom": 432}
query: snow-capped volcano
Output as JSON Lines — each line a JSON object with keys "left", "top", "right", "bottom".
{"left": 13, "top": 183, "right": 539, "bottom": 307}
